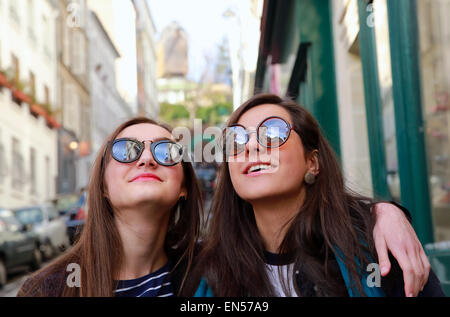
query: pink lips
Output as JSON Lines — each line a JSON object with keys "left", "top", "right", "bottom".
{"left": 245, "top": 170, "right": 269, "bottom": 177}
{"left": 129, "top": 173, "right": 162, "bottom": 183}
{"left": 242, "top": 162, "right": 272, "bottom": 175}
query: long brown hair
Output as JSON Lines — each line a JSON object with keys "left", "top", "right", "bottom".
{"left": 185, "top": 93, "right": 377, "bottom": 296}
{"left": 19, "top": 117, "right": 202, "bottom": 296}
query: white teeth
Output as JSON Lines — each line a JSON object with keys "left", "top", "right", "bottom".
{"left": 247, "top": 164, "right": 272, "bottom": 174}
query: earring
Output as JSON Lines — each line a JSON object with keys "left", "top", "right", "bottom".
{"left": 304, "top": 171, "right": 316, "bottom": 185}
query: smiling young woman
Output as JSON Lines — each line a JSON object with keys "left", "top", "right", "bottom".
{"left": 185, "top": 93, "right": 444, "bottom": 297}
{"left": 17, "top": 117, "right": 203, "bottom": 297}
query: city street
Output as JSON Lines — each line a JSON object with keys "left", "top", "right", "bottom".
{"left": 0, "top": 196, "right": 211, "bottom": 298}
{"left": 0, "top": 0, "right": 448, "bottom": 298}
{"left": 0, "top": 272, "right": 28, "bottom": 297}
{"left": 0, "top": 260, "right": 52, "bottom": 297}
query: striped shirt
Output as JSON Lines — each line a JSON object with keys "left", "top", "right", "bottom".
{"left": 114, "top": 262, "right": 174, "bottom": 297}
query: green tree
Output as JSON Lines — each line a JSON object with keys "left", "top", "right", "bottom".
{"left": 196, "top": 101, "right": 233, "bottom": 125}
{"left": 159, "top": 102, "right": 190, "bottom": 125}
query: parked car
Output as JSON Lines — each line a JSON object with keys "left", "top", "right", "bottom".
{"left": 64, "top": 189, "right": 87, "bottom": 245}
{"left": 14, "top": 204, "right": 70, "bottom": 260}
{"left": 52, "top": 193, "right": 80, "bottom": 217}
{"left": 0, "top": 209, "right": 41, "bottom": 288}
{"left": 194, "top": 163, "right": 217, "bottom": 201}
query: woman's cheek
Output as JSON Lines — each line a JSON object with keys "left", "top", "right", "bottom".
{"left": 228, "top": 163, "right": 243, "bottom": 191}
{"left": 165, "top": 167, "right": 186, "bottom": 198}
{"left": 285, "top": 153, "right": 307, "bottom": 189}
{"left": 104, "top": 165, "right": 128, "bottom": 205}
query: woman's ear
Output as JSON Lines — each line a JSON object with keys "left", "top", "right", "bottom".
{"left": 307, "top": 150, "right": 319, "bottom": 175}
{"left": 180, "top": 187, "right": 188, "bottom": 200}
{"left": 102, "top": 186, "right": 109, "bottom": 199}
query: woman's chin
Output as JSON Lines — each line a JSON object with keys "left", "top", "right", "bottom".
{"left": 238, "top": 188, "right": 278, "bottom": 202}
{"left": 121, "top": 190, "right": 167, "bottom": 206}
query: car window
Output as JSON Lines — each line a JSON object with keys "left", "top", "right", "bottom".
{"left": 0, "top": 219, "right": 6, "bottom": 232}
{"left": 0, "top": 214, "right": 22, "bottom": 232}
{"left": 55, "top": 194, "right": 78, "bottom": 212}
{"left": 0, "top": 209, "right": 14, "bottom": 218}
{"left": 15, "top": 208, "right": 44, "bottom": 224}
{"left": 47, "top": 206, "right": 59, "bottom": 221}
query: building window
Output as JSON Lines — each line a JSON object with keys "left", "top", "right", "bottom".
{"left": 9, "top": 1, "right": 20, "bottom": 25}
{"left": 73, "top": 30, "right": 86, "bottom": 75}
{"left": 27, "top": 0, "right": 36, "bottom": 42}
{"left": 0, "top": 131, "right": 6, "bottom": 184}
{"left": 29, "top": 71, "right": 36, "bottom": 99}
{"left": 42, "top": 15, "right": 52, "bottom": 58}
{"left": 30, "top": 147, "right": 36, "bottom": 194}
{"left": 45, "top": 156, "right": 50, "bottom": 200}
{"left": 11, "top": 54, "right": 19, "bottom": 84}
{"left": 80, "top": 102, "right": 91, "bottom": 144}
{"left": 63, "top": 83, "right": 80, "bottom": 135}
{"left": 63, "top": 23, "right": 72, "bottom": 66}
{"left": 44, "top": 85, "right": 50, "bottom": 106}
{"left": 11, "top": 137, "right": 25, "bottom": 190}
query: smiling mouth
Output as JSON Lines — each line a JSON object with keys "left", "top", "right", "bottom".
{"left": 132, "top": 176, "right": 161, "bottom": 182}
{"left": 245, "top": 164, "right": 276, "bottom": 175}
{"left": 130, "top": 174, "right": 162, "bottom": 182}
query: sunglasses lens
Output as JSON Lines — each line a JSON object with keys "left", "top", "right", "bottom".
{"left": 112, "top": 139, "right": 142, "bottom": 162}
{"left": 154, "top": 142, "right": 183, "bottom": 165}
{"left": 258, "top": 118, "right": 290, "bottom": 148}
{"left": 224, "top": 126, "right": 247, "bottom": 156}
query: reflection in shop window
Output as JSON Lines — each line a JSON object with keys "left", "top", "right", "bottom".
{"left": 373, "top": 0, "right": 400, "bottom": 202}
{"left": 418, "top": 0, "right": 450, "bottom": 242}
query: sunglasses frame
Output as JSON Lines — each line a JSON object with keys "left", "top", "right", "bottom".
{"left": 224, "top": 116, "right": 294, "bottom": 156}
{"left": 109, "top": 138, "right": 184, "bottom": 166}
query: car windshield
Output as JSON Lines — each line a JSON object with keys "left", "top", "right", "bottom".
{"left": 15, "top": 208, "right": 44, "bottom": 224}
{"left": 55, "top": 194, "right": 79, "bottom": 212}
{"left": 0, "top": 210, "right": 22, "bottom": 232}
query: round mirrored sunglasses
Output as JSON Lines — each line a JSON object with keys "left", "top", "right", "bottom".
{"left": 110, "top": 138, "right": 184, "bottom": 166}
{"left": 223, "top": 116, "right": 293, "bottom": 156}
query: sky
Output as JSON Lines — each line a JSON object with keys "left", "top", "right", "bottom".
{"left": 146, "top": 0, "right": 239, "bottom": 81}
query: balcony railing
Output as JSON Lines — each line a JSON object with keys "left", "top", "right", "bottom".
{"left": 0, "top": 71, "right": 60, "bottom": 129}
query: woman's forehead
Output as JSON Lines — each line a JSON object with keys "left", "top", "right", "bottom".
{"left": 116, "top": 123, "right": 174, "bottom": 141}
{"left": 237, "top": 104, "right": 292, "bottom": 127}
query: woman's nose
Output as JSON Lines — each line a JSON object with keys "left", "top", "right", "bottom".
{"left": 245, "top": 130, "right": 260, "bottom": 156}
{"left": 136, "top": 144, "right": 157, "bottom": 168}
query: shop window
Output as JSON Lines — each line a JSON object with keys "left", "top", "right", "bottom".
{"left": 372, "top": 0, "right": 401, "bottom": 201}
{"left": 417, "top": 0, "right": 450, "bottom": 242}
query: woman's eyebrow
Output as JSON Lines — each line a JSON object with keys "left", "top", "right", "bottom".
{"left": 117, "top": 136, "right": 174, "bottom": 142}
{"left": 151, "top": 137, "right": 174, "bottom": 142}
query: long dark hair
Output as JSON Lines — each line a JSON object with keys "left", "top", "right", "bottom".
{"left": 185, "top": 94, "right": 377, "bottom": 296}
{"left": 18, "top": 117, "right": 202, "bottom": 296}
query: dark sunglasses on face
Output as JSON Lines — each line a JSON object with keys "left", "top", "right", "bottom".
{"left": 109, "top": 138, "right": 184, "bottom": 166}
{"left": 223, "top": 116, "right": 294, "bottom": 156}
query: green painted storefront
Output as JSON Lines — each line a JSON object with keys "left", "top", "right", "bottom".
{"left": 254, "top": 0, "right": 450, "bottom": 295}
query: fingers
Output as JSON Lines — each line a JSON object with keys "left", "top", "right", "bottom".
{"left": 374, "top": 235, "right": 391, "bottom": 276}
{"left": 388, "top": 246, "right": 420, "bottom": 297}
{"left": 399, "top": 253, "right": 417, "bottom": 297}
{"left": 371, "top": 202, "right": 432, "bottom": 296}
{"left": 418, "top": 245, "right": 431, "bottom": 291}
{"left": 401, "top": 243, "right": 429, "bottom": 297}
{"left": 407, "top": 247, "right": 424, "bottom": 297}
